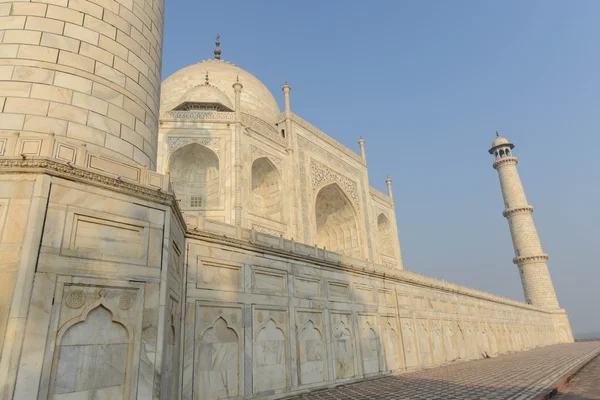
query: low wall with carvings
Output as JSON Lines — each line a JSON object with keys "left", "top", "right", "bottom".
{"left": 184, "top": 223, "right": 573, "bottom": 399}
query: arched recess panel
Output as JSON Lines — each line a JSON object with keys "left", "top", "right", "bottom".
{"left": 296, "top": 312, "right": 327, "bottom": 385}
{"left": 169, "top": 143, "right": 220, "bottom": 210}
{"left": 50, "top": 306, "right": 129, "bottom": 398}
{"left": 381, "top": 316, "right": 403, "bottom": 371}
{"left": 315, "top": 183, "right": 361, "bottom": 258}
{"left": 358, "top": 315, "right": 381, "bottom": 375}
{"left": 253, "top": 308, "right": 289, "bottom": 394}
{"left": 251, "top": 157, "right": 282, "bottom": 221}
{"left": 331, "top": 315, "right": 355, "bottom": 380}
{"left": 193, "top": 305, "right": 243, "bottom": 400}
{"left": 377, "top": 213, "right": 394, "bottom": 257}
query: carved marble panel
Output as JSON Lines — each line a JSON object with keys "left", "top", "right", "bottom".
{"left": 417, "top": 319, "right": 433, "bottom": 366}
{"left": 431, "top": 321, "right": 445, "bottom": 364}
{"left": 294, "top": 277, "right": 321, "bottom": 299}
{"left": 61, "top": 212, "right": 150, "bottom": 265}
{"left": 47, "top": 283, "right": 142, "bottom": 399}
{"left": 194, "top": 304, "right": 243, "bottom": 400}
{"left": 253, "top": 308, "right": 288, "bottom": 394}
{"left": 296, "top": 311, "right": 327, "bottom": 385}
{"left": 397, "top": 292, "right": 411, "bottom": 309}
{"left": 358, "top": 314, "right": 380, "bottom": 375}
{"left": 378, "top": 289, "right": 394, "bottom": 307}
{"left": 381, "top": 315, "right": 403, "bottom": 371}
{"left": 252, "top": 267, "right": 287, "bottom": 296}
{"left": 328, "top": 281, "right": 350, "bottom": 301}
{"left": 330, "top": 312, "right": 355, "bottom": 380}
{"left": 400, "top": 318, "right": 419, "bottom": 368}
{"left": 354, "top": 284, "right": 373, "bottom": 304}
{"left": 197, "top": 258, "right": 243, "bottom": 292}
{"left": 443, "top": 321, "right": 457, "bottom": 362}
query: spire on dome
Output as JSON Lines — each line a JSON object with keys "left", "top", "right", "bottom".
{"left": 496, "top": 130, "right": 499, "bottom": 137}
{"left": 214, "top": 34, "right": 221, "bottom": 60}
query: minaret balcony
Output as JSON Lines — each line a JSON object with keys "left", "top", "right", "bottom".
{"left": 493, "top": 156, "right": 519, "bottom": 169}
{"left": 512, "top": 253, "right": 549, "bottom": 265}
{"left": 502, "top": 206, "right": 534, "bottom": 218}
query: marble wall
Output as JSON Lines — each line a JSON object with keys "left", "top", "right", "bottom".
{"left": 0, "top": 160, "right": 573, "bottom": 399}
{"left": 182, "top": 231, "right": 572, "bottom": 399}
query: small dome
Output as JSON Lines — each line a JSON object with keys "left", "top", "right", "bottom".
{"left": 492, "top": 136, "right": 509, "bottom": 147}
{"left": 161, "top": 59, "right": 281, "bottom": 125}
{"left": 176, "top": 84, "right": 234, "bottom": 111}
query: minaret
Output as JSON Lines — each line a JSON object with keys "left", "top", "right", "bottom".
{"left": 489, "top": 132, "right": 560, "bottom": 309}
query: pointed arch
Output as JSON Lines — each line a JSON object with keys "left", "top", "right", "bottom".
{"left": 168, "top": 143, "right": 220, "bottom": 210}
{"left": 377, "top": 213, "right": 394, "bottom": 257}
{"left": 315, "top": 183, "right": 362, "bottom": 257}
{"left": 50, "top": 305, "right": 130, "bottom": 397}
{"left": 251, "top": 157, "right": 282, "bottom": 221}
{"left": 196, "top": 317, "right": 241, "bottom": 399}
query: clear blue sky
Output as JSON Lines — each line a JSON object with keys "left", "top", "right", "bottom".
{"left": 163, "top": 1, "right": 600, "bottom": 336}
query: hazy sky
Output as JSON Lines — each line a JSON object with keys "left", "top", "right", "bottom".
{"left": 162, "top": 1, "right": 600, "bottom": 336}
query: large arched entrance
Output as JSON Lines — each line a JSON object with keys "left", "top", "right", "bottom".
{"left": 168, "top": 143, "right": 220, "bottom": 211}
{"left": 315, "top": 183, "right": 361, "bottom": 258}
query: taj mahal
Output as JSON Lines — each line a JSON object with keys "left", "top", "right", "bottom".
{"left": 0, "top": 2, "right": 573, "bottom": 398}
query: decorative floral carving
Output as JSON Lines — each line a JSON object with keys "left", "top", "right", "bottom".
{"left": 250, "top": 145, "right": 282, "bottom": 170}
{"left": 310, "top": 159, "right": 359, "bottom": 206}
{"left": 118, "top": 294, "right": 134, "bottom": 310}
{"left": 159, "top": 110, "right": 235, "bottom": 121}
{"left": 66, "top": 290, "right": 85, "bottom": 309}
{"left": 167, "top": 137, "right": 221, "bottom": 155}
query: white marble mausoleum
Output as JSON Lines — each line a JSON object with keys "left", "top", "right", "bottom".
{"left": 0, "top": 5, "right": 573, "bottom": 399}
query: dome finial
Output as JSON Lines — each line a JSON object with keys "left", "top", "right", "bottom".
{"left": 214, "top": 34, "right": 221, "bottom": 60}
{"left": 496, "top": 130, "right": 499, "bottom": 137}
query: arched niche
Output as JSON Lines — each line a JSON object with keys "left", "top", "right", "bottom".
{"left": 377, "top": 213, "right": 394, "bottom": 257}
{"left": 168, "top": 143, "right": 220, "bottom": 210}
{"left": 196, "top": 317, "right": 240, "bottom": 400}
{"left": 315, "top": 183, "right": 361, "bottom": 258}
{"left": 251, "top": 157, "right": 282, "bottom": 221}
{"left": 50, "top": 305, "right": 130, "bottom": 398}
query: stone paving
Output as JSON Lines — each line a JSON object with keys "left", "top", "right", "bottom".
{"left": 285, "top": 343, "right": 600, "bottom": 400}
{"left": 555, "top": 348, "right": 600, "bottom": 400}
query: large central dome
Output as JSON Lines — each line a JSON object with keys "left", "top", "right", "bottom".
{"left": 160, "top": 59, "right": 281, "bottom": 125}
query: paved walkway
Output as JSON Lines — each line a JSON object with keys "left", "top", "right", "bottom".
{"left": 285, "top": 342, "right": 600, "bottom": 400}
{"left": 555, "top": 348, "right": 600, "bottom": 400}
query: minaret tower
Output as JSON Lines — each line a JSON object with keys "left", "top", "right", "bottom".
{"left": 489, "top": 132, "right": 560, "bottom": 309}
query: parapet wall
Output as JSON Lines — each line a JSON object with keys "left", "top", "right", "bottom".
{"left": 184, "top": 224, "right": 572, "bottom": 399}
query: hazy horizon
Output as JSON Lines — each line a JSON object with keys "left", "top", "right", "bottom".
{"left": 162, "top": 0, "right": 599, "bottom": 336}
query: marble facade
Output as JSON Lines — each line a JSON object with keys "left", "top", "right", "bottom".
{"left": 0, "top": 1, "right": 573, "bottom": 398}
